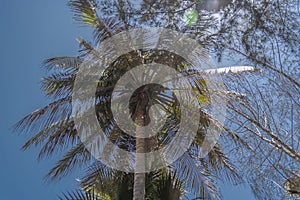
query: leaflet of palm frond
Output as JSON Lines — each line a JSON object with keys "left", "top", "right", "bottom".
{"left": 191, "top": 115, "right": 240, "bottom": 184}
{"left": 206, "top": 145, "right": 241, "bottom": 185}
{"left": 47, "top": 143, "right": 91, "bottom": 180}
{"left": 69, "top": 0, "right": 126, "bottom": 44}
{"left": 14, "top": 58, "right": 79, "bottom": 134}
{"left": 42, "top": 73, "right": 75, "bottom": 98}
{"left": 80, "top": 162, "right": 133, "bottom": 199}
{"left": 191, "top": 129, "right": 241, "bottom": 186}
{"left": 43, "top": 56, "right": 82, "bottom": 72}
{"left": 93, "top": 17, "right": 125, "bottom": 44}
{"left": 77, "top": 38, "right": 97, "bottom": 57}
{"left": 81, "top": 162, "right": 115, "bottom": 195}
{"left": 19, "top": 97, "right": 113, "bottom": 160}
{"left": 21, "top": 118, "right": 75, "bottom": 151}
{"left": 68, "top": 0, "right": 98, "bottom": 26}
{"left": 37, "top": 123, "right": 77, "bottom": 160}
{"left": 155, "top": 171, "right": 183, "bottom": 200}
{"left": 13, "top": 97, "right": 72, "bottom": 134}
{"left": 173, "top": 152, "right": 221, "bottom": 200}
{"left": 116, "top": 174, "right": 134, "bottom": 200}
{"left": 59, "top": 189, "right": 111, "bottom": 200}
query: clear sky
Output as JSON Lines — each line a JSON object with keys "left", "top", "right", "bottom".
{"left": 0, "top": 1, "right": 255, "bottom": 199}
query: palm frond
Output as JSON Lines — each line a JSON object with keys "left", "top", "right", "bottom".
{"left": 37, "top": 120, "right": 77, "bottom": 160}
{"left": 59, "top": 189, "right": 111, "bottom": 200}
{"left": 42, "top": 72, "right": 75, "bottom": 98}
{"left": 93, "top": 16, "right": 125, "bottom": 44}
{"left": 155, "top": 171, "right": 183, "bottom": 200}
{"left": 80, "top": 162, "right": 115, "bottom": 193}
{"left": 21, "top": 118, "right": 75, "bottom": 151}
{"left": 191, "top": 115, "right": 242, "bottom": 185}
{"left": 68, "top": 0, "right": 125, "bottom": 43}
{"left": 43, "top": 56, "right": 82, "bottom": 72}
{"left": 206, "top": 145, "right": 242, "bottom": 185}
{"left": 14, "top": 97, "right": 72, "bottom": 134}
{"left": 174, "top": 152, "right": 221, "bottom": 200}
{"left": 47, "top": 143, "right": 90, "bottom": 180}
{"left": 80, "top": 161, "right": 134, "bottom": 199}
{"left": 68, "top": 0, "right": 98, "bottom": 27}
{"left": 77, "top": 38, "right": 97, "bottom": 57}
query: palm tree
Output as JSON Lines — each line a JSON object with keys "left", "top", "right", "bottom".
{"left": 14, "top": 0, "right": 254, "bottom": 199}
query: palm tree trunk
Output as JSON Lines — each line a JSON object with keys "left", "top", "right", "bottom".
{"left": 133, "top": 128, "right": 146, "bottom": 200}
{"left": 133, "top": 91, "right": 149, "bottom": 200}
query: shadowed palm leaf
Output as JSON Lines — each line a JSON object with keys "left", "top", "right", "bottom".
{"left": 59, "top": 189, "right": 111, "bottom": 200}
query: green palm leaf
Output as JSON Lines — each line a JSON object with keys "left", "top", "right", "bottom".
{"left": 43, "top": 57, "right": 82, "bottom": 72}
{"left": 47, "top": 143, "right": 90, "bottom": 180}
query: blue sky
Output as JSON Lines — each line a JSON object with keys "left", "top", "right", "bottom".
{"left": 0, "top": 1, "right": 254, "bottom": 199}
